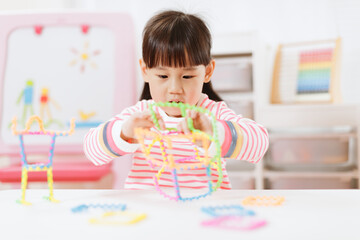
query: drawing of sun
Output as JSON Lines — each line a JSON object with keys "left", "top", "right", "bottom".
{"left": 69, "top": 41, "right": 101, "bottom": 73}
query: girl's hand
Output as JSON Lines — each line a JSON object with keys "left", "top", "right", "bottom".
{"left": 177, "top": 110, "right": 213, "bottom": 147}
{"left": 121, "top": 110, "right": 165, "bottom": 143}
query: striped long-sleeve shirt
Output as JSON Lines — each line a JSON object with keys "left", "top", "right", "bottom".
{"left": 83, "top": 94, "right": 269, "bottom": 190}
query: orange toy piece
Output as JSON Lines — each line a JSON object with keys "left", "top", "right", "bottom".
{"left": 242, "top": 196, "right": 285, "bottom": 206}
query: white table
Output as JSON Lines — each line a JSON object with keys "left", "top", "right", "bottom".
{"left": 0, "top": 189, "right": 359, "bottom": 240}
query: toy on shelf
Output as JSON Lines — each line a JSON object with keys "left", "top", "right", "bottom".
{"left": 134, "top": 102, "right": 222, "bottom": 201}
{"left": 271, "top": 38, "right": 341, "bottom": 104}
{"left": 11, "top": 115, "right": 75, "bottom": 205}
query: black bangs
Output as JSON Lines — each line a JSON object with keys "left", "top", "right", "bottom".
{"left": 143, "top": 11, "right": 212, "bottom": 68}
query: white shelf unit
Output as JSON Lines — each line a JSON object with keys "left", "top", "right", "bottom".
{"left": 212, "top": 33, "right": 360, "bottom": 189}
{"left": 211, "top": 32, "right": 267, "bottom": 189}
{"left": 211, "top": 54, "right": 254, "bottom": 119}
{"left": 256, "top": 104, "right": 360, "bottom": 189}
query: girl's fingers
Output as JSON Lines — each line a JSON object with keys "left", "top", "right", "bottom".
{"left": 133, "top": 119, "right": 154, "bottom": 130}
{"left": 186, "top": 110, "right": 200, "bottom": 130}
{"left": 138, "top": 109, "right": 211, "bottom": 133}
{"left": 186, "top": 110, "right": 213, "bottom": 135}
{"left": 157, "top": 117, "right": 166, "bottom": 130}
{"left": 180, "top": 119, "right": 191, "bottom": 135}
{"left": 153, "top": 113, "right": 165, "bottom": 130}
{"left": 176, "top": 122, "right": 183, "bottom": 133}
{"left": 186, "top": 109, "right": 198, "bottom": 119}
{"left": 199, "top": 113, "right": 213, "bottom": 135}
{"left": 135, "top": 111, "right": 165, "bottom": 129}
{"left": 190, "top": 110, "right": 199, "bottom": 119}
{"left": 140, "top": 110, "right": 153, "bottom": 120}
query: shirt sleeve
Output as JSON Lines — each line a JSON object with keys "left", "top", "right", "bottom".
{"left": 214, "top": 101, "right": 269, "bottom": 163}
{"left": 83, "top": 101, "right": 146, "bottom": 166}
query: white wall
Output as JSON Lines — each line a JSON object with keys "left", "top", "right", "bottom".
{"left": 1, "top": 0, "right": 360, "bottom": 102}
{"left": 72, "top": 0, "right": 360, "bottom": 103}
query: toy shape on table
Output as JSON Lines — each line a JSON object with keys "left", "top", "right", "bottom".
{"left": 89, "top": 211, "right": 147, "bottom": 225}
{"left": 201, "top": 215, "right": 267, "bottom": 231}
{"left": 134, "top": 102, "right": 222, "bottom": 201}
{"left": 201, "top": 205, "right": 255, "bottom": 217}
{"left": 11, "top": 115, "right": 75, "bottom": 205}
{"left": 242, "top": 196, "right": 285, "bottom": 206}
{"left": 200, "top": 205, "right": 266, "bottom": 231}
{"left": 71, "top": 202, "right": 145, "bottom": 225}
{"left": 71, "top": 203, "right": 127, "bottom": 213}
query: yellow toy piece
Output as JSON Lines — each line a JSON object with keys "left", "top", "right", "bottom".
{"left": 89, "top": 211, "right": 147, "bottom": 225}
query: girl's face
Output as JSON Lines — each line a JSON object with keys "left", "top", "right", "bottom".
{"left": 140, "top": 59, "right": 215, "bottom": 117}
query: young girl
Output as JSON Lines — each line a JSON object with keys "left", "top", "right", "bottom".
{"left": 84, "top": 10, "right": 269, "bottom": 190}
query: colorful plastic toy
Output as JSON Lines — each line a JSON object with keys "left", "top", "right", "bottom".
{"left": 200, "top": 205, "right": 266, "bottom": 231}
{"left": 89, "top": 211, "right": 147, "bottom": 225}
{"left": 134, "top": 102, "right": 222, "bottom": 201}
{"left": 11, "top": 115, "right": 75, "bottom": 205}
{"left": 201, "top": 215, "right": 267, "bottom": 231}
{"left": 242, "top": 196, "right": 285, "bottom": 206}
{"left": 71, "top": 203, "right": 127, "bottom": 213}
{"left": 201, "top": 205, "right": 255, "bottom": 217}
{"left": 71, "top": 202, "right": 145, "bottom": 226}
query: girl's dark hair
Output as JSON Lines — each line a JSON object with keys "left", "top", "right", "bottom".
{"left": 140, "top": 10, "right": 222, "bottom": 102}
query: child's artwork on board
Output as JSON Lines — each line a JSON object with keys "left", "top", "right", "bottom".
{"left": 0, "top": 13, "right": 136, "bottom": 146}
{"left": 2, "top": 26, "right": 114, "bottom": 144}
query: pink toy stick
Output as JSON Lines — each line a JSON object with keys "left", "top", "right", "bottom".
{"left": 201, "top": 216, "right": 267, "bottom": 231}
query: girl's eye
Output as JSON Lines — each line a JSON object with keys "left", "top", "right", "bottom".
{"left": 158, "top": 75, "right": 168, "bottom": 79}
{"left": 183, "top": 75, "right": 193, "bottom": 79}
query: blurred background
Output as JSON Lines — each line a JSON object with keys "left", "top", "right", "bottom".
{"left": 0, "top": 0, "right": 359, "bottom": 190}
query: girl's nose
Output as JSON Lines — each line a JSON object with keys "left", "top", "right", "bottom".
{"left": 168, "top": 78, "right": 183, "bottom": 94}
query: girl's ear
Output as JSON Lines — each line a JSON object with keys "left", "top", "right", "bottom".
{"left": 204, "top": 59, "right": 215, "bottom": 83}
{"left": 139, "top": 59, "right": 149, "bottom": 82}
